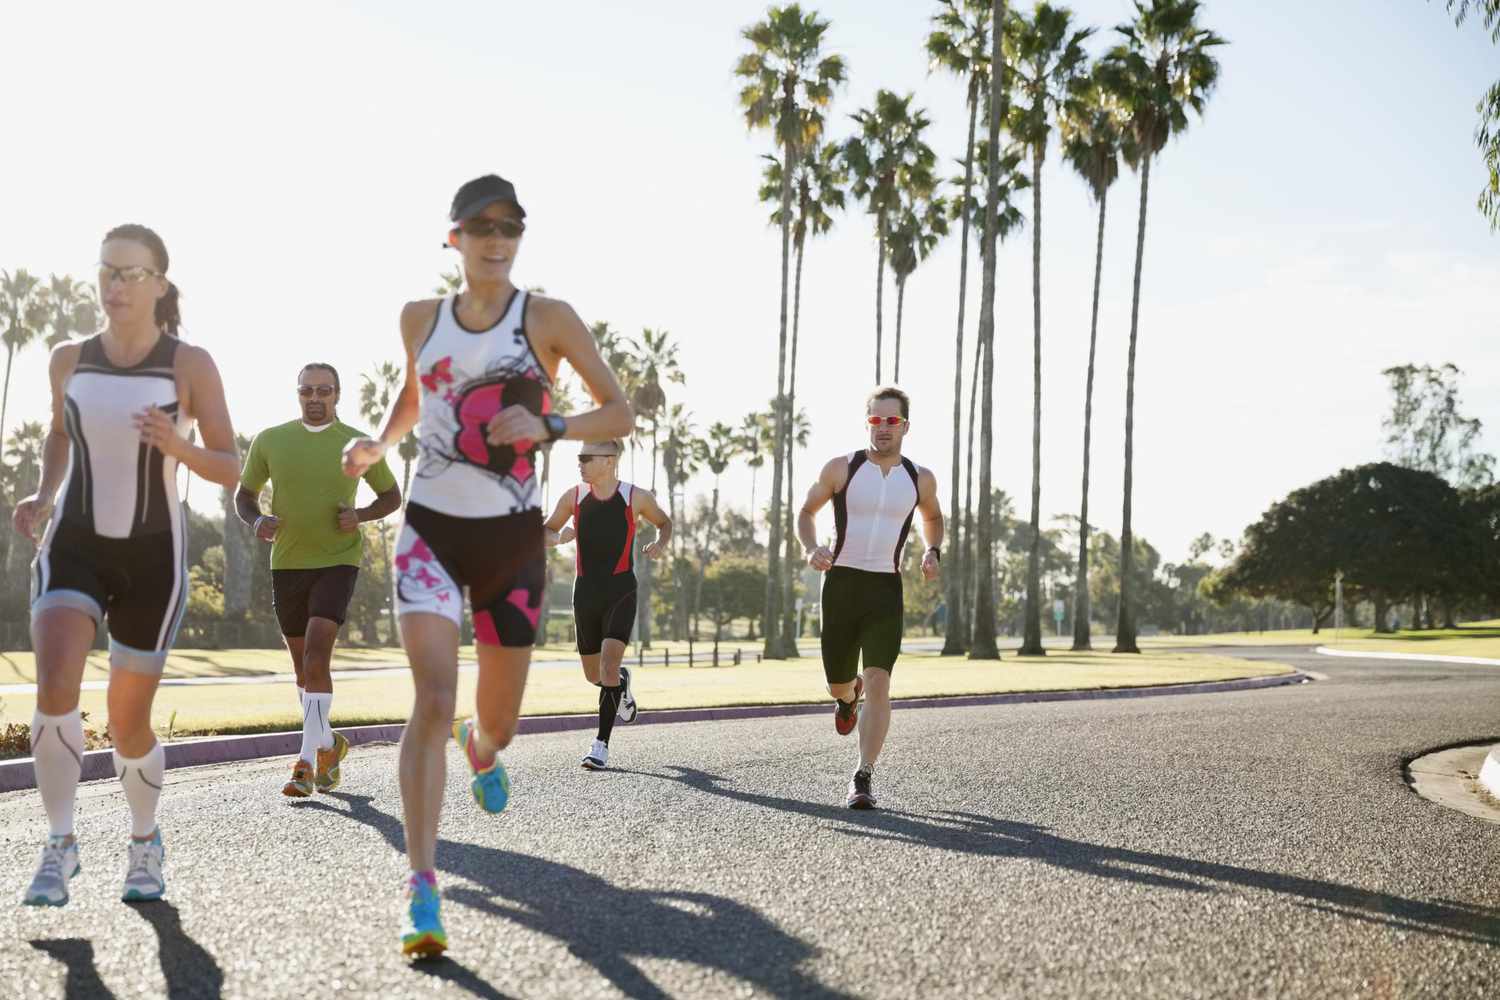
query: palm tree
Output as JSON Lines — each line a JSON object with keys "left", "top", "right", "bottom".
{"left": 739, "top": 411, "right": 775, "bottom": 541}
{"left": 661, "top": 402, "right": 700, "bottom": 639}
{"left": 777, "top": 402, "right": 812, "bottom": 652}
{"left": 843, "top": 90, "right": 939, "bottom": 384}
{"left": 433, "top": 267, "right": 464, "bottom": 296}
{"left": 360, "top": 361, "right": 415, "bottom": 639}
{"left": 40, "top": 275, "right": 101, "bottom": 349}
{"left": 760, "top": 138, "right": 846, "bottom": 656}
{"left": 1005, "top": 1, "right": 1093, "bottom": 657}
{"left": 970, "top": 0, "right": 1010, "bottom": 660}
{"left": 736, "top": 3, "right": 846, "bottom": 659}
{"left": 2, "top": 421, "right": 51, "bottom": 584}
{"left": 1097, "top": 0, "right": 1225, "bottom": 653}
{"left": 950, "top": 139, "right": 1029, "bottom": 653}
{"left": 887, "top": 194, "right": 950, "bottom": 383}
{"left": 927, "top": 0, "right": 992, "bottom": 655}
{"left": 693, "top": 421, "right": 743, "bottom": 641}
{"left": 0, "top": 270, "right": 46, "bottom": 444}
{"left": 1060, "top": 74, "right": 1124, "bottom": 652}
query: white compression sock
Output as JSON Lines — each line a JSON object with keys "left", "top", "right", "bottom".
{"left": 113, "top": 742, "right": 165, "bottom": 839}
{"left": 299, "top": 693, "right": 333, "bottom": 763}
{"left": 32, "top": 710, "right": 83, "bottom": 838}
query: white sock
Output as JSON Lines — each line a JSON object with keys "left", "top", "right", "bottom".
{"left": 299, "top": 693, "right": 333, "bottom": 762}
{"left": 113, "top": 742, "right": 164, "bottom": 839}
{"left": 32, "top": 710, "right": 83, "bottom": 838}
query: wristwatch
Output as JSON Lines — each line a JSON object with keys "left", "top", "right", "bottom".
{"left": 542, "top": 414, "right": 567, "bottom": 442}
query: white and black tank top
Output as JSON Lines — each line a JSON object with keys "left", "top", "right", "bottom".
{"left": 831, "top": 450, "right": 921, "bottom": 575}
{"left": 59, "top": 333, "right": 188, "bottom": 538}
{"left": 408, "top": 291, "right": 554, "bottom": 519}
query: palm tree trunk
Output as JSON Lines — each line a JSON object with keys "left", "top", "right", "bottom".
{"left": 1073, "top": 188, "right": 1107, "bottom": 652}
{"left": 942, "top": 85, "right": 980, "bottom": 657}
{"left": 1020, "top": 148, "right": 1045, "bottom": 657}
{"left": 964, "top": 332, "right": 982, "bottom": 645}
{"left": 762, "top": 137, "right": 796, "bottom": 659}
{"left": 874, "top": 214, "right": 887, "bottom": 384}
{"left": 780, "top": 234, "right": 808, "bottom": 657}
{"left": 971, "top": 0, "right": 1007, "bottom": 660}
{"left": 894, "top": 278, "right": 906, "bottom": 383}
{"left": 0, "top": 344, "right": 15, "bottom": 443}
{"left": 1115, "top": 151, "right": 1152, "bottom": 655}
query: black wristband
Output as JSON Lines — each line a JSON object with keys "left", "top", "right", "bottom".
{"left": 927, "top": 546, "right": 941, "bottom": 562}
{"left": 543, "top": 413, "right": 567, "bottom": 442}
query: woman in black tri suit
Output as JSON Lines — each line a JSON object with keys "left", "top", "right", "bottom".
{"left": 17, "top": 224, "right": 239, "bottom": 907}
{"left": 544, "top": 438, "right": 672, "bottom": 771}
{"left": 342, "top": 174, "right": 632, "bottom": 957}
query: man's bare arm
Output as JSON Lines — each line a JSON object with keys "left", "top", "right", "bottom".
{"left": 635, "top": 488, "right": 672, "bottom": 557}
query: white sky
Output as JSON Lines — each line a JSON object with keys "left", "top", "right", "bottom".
{"left": 2, "top": 0, "right": 1497, "bottom": 563}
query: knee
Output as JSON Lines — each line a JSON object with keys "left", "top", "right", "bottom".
{"left": 35, "top": 675, "right": 79, "bottom": 715}
{"left": 411, "top": 687, "right": 456, "bottom": 731}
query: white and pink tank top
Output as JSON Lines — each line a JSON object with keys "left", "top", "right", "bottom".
{"left": 407, "top": 291, "right": 553, "bottom": 518}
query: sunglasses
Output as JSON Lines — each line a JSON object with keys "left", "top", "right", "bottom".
{"left": 866, "top": 416, "right": 907, "bottom": 427}
{"left": 297, "top": 385, "right": 336, "bottom": 398}
{"left": 457, "top": 217, "right": 526, "bottom": 239}
{"left": 98, "top": 263, "right": 161, "bottom": 286}
{"left": 578, "top": 454, "right": 612, "bottom": 464}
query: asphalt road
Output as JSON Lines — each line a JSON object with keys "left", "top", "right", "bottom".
{"left": 3, "top": 646, "right": 1499, "bottom": 999}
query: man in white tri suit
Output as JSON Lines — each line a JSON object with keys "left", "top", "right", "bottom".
{"left": 798, "top": 387, "right": 943, "bottom": 809}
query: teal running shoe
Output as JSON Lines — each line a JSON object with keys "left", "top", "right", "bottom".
{"left": 23, "top": 836, "right": 80, "bottom": 907}
{"left": 121, "top": 828, "right": 165, "bottom": 902}
{"left": 451, "top": 718, "right": 510, "bottom": 813}
{"left": 401, "top": 875, "right": 447, "bottom": 959}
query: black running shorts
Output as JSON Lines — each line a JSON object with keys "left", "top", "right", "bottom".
{"left": 820, "top": 566, "right": 903, "bottom": 685}
{"left": 271, "top": 565, "right": 359, "bottom": 637}
{"left": 573, "top": 575, "right": 637, "bottom": 656}
{"left": 393, "top": 503, "right": 545, "bottom": 648}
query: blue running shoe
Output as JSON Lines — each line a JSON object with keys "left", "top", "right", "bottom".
{"left": 401, "top": 874, "right": 447, "bottom": 959}
{"left": 451, "top": 718, "right": 509, "bottom": 813}
{"left": 121, "top": 828, "right": 165, "bottom": 902}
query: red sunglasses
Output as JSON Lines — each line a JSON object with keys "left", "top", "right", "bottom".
{"left": 866, "top": 416, "right": 906, "bottom": 427}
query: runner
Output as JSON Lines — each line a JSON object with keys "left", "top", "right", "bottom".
{"left": 543, "top": 439, "right": 671, "bottom": 770}
{"left": 341, "top": 174, "right": 631, "bottom": 958}
{"left": 797, "top": 387, "right": 942, "bottom": 810}
{"left": 19, "top": 224, "right": 239, "bottom": 906}
{"left": 236, "top": 362, "right": 401, "bottom": 799}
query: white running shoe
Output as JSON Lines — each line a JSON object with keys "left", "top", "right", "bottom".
{"left": 23, "top": 836, "right": 80, "bottom": 907}
{"left": 616, "top": 666, "right": 638, "bottom": 724}
{"left": 581, "top": 739, "right": 609, "bottom": 770}
{"left": 121, "top": 829, "right": 165, "bottom": 902}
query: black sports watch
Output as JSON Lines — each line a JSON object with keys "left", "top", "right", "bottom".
{"left": 542, "top": 413, "right": 567, "bottom": 442}
{"left": 926, "top": 546, "right": 941, "bottom": 562}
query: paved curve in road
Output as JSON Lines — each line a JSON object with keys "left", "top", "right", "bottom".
{"left": 3, "top": 646, "right": 1498, "bottom": 999}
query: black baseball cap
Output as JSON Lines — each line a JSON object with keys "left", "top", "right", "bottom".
{"left": 449, "top": 175, "right": 527, "bottom": 224}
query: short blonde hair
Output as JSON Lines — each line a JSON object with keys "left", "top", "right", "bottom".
{"left": 866, "top": 386, "right": 910, "bottom": 419}
{"left": 581, "top": 439, "right": 624, "bottom": 457}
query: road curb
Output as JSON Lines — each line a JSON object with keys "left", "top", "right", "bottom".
{"left": 1406, "top": 741, "right": 1500, "bottom": 825}
{"left": 1315, "top": 645, "right": 1500, "bottom": 667}
{"left": 0, "top": 669, "right": 1309, "bottom": 793}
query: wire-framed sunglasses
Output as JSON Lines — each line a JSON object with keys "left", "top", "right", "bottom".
{"left": 578, "top": 453, "right": 613, "bottom": 464}
{"left": 866, "top": 415, "right": 907, "bottom": 427}
{"left": 297, "top": 385, "right": 336, "bottom": 398}
{"left": 456, "top": 217, "right": 526, "bottom": 239}
{"left": 98, "top": 263, "right": 161, "bottom": 286}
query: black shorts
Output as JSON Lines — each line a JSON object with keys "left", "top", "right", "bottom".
{"left": 573, "top": 575, "right": 637, "bottom": 656}
{"left": 820, "top": 566, "right": 903, "bottom": 685}
{"left": 31, "top": 517, "right": 186, "bottom": 674}
{"left": 271, "top": 565, "right": 359, "bottom": 637}
{"left": 394, "top": 503, "right": 545, "bottom": 648}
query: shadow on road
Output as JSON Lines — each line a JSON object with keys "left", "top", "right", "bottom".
{"left": 631, "top": 765, "right": 1500, "bottom": 947}
{"left": 302, "top": 792, "right": 851, "bottom": 1000}
{"left": 27, "top": 901, "right": 223, "bottom": 999}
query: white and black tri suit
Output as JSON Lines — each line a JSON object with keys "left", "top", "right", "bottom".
{"left": 31, "top": 333, "right": 189, "bottom": 673}
{"left": 820, "top": 450, "right": 921, "bottom": 684}
{"left": 393, "top": 290, "right": 552, "bottom": 647}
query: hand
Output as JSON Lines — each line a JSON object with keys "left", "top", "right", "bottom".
{"left": 255, "top": 515, "right": 280, "bottom": 542}
{"left": 922, "top": 549, "right": 941, "bottom": 582}
{"left": 554, "top": 526, "right": 576, "bottom": 547}
{"left": 12, "top": 493, "right": 53, "bottom": 543}
{"left": 807, "top": 545, "right": 834, "bottom": 572}
{"left": 486, "top": 405, "right": 546, "bottom": 447}
{"left": 643, "top": 539, "right": 667, "bottom": 559}
{"left": 134, "top": 405, "right": 185, "bottom": 458}
{"left": 342, "top": 438, "right": 386, "bottom": 478}
{"left": 336, "top": 506, "right": 359, "bottom": 533}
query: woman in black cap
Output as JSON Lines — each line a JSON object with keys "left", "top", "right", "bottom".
{"left": 343, "top": 174, "right": 632, "bottom": 958}
{"left": 18, "top": 223, "right": 240, "bottom": 907}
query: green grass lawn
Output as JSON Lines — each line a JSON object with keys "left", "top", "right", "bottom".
{"left": 0, "top": 648, "right": 1293, "bottom": 742}
{"left": 1142, "top": 619, "right": 1500, "bottom": 658}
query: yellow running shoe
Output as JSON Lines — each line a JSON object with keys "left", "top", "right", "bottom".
{"left": 315, "top": 732, "right": 349, "bottom": 793}
{"left": 282, "top": 760, "right": 314, "bottom": 798}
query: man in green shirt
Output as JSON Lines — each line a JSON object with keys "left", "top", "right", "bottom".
{"left": 237, "top": 363, "right": 401, "bottom": 799}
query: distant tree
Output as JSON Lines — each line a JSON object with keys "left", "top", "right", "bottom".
{"left": 1382, "top": 362, "right": 1495, "bottom": 488}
